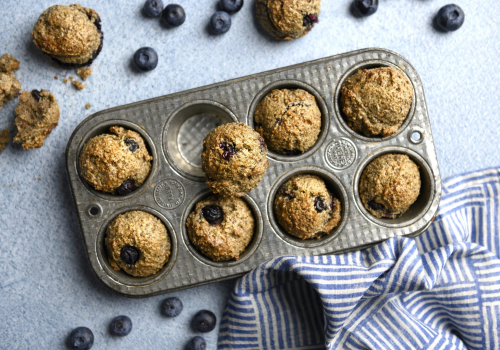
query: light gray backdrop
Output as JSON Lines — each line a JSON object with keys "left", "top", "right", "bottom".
{"left": 1, "top": 0, "right": 499, "bottom": 349}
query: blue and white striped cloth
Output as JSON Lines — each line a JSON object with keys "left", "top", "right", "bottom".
{"left": 218, "top": 168, "right": 500, "bottom": 349}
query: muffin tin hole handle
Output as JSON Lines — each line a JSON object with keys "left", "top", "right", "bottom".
{"left": 87, "top": 204, "right": 102, "bottom": 217}
{"left": 408, "top": 127, "right": 425, "bottom": 144}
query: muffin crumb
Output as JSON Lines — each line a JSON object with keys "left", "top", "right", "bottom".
{"left": 72, "top": 80, "right": 86, "bottom": 90}
{"left": 77, "top": 67, "right": 93, "bottom": 81}
{"left": 0, "top": 53, "right": 20, "bottom": 74}
{"left": 54, "top": 75, "right": 58, "bottom": 79}
{"left": 63, "top": 78, "right": 68, "bottom": 83}
{"left": 85, "top": 103, "right": 91, "bottom": 109}
{"left": 0, "top": 129, "right": 9, "bottom": 153}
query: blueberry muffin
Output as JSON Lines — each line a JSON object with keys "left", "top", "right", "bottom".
{"left": 254, "top": 88, "right": 321, "bottom": 155}
{"left": 341, "top": 67, "right": 413, "bottom": 138}
{"left": 274, "top": 175, "right": 342, "bottom": 240}
{"left": 106, "top": 211, "right": 171, "bottom": 277}
{"left": 256, "top": 0, "right": 321, "bottom": 40}
{"left": 31, "top": 4, "right": 103, "bottom": 67}
{"left": 202, "top": 123, "right": 269, "bottom": 197}
{"left": 13, "top": 90, "right": 59, "bottom": 150}
{"left": 79, "top": 126, "right": 152, "bottom": 194}
{"left": 186, "top": 195, "right": 254, "bottom": 261}
{"left": 360, "top": 154, "right": 421, "bottom": 219}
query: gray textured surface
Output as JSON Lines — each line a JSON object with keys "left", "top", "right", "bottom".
{"left": 0, "top": 0, "right": 498, "bottom": 349}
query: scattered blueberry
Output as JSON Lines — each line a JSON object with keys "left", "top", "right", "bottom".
{"left": 192, "top": 310, "right": 217, "bottom": 333}
{"left": 210, "top": 11, "right": 231, "bottom": 35}
{"left": 353, "top": 0, "right": 378, "bottom": 17}
{"left": 219, "top": 141, "right": 237, "bottom": 160}
{"left": 220, "top": 0, "right": 244, "bottom": 13}
{"left": 202, "top": 204, "right": 224, "bottom": 226}
{"left": 187, "top": 336, "right": 207, "bottom": 350}
{"left": 124, "top": 138, "right": 139, "bottom": 152}
{"left": 314, "top": 196, "right": 328, "bottom": 213}
{"left": 143, "top": 0, "right": 164, "bottom": 17}
{"left": 31, "top": 90, "right": 41, "bottom": 102}
{"left": 303, "top": 14, "right": 319, "bottom": 27}
{"left": 367, "top": 200, "right": 385, "bottom": 211}
{"left": 133, "top": 47, "right": 158, "bottom": 72}
{"left": 117, "top": 179, "right": 137, "bottom": 195}
{"left": 161, "top": 4, "right": 186, "bottom": 27}
{"left": 161, "top": 297, "right": 184, "bottom": 317}
{"left": 110, "top": 316, "right": 132, "bottom": 336}
{"left": 67, "top": 327, "right": 94, "bottom": 350}
{"left": 121, "top": 245, "right": 140, "bottom": 265}
{"left": 436, "top": 4, "right": 464, "bottom": 32}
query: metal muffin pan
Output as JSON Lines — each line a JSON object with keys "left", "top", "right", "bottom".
{"left": 66, "top": 48, "right": 442, "bottom": 298}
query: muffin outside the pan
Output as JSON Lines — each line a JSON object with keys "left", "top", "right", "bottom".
{"left": 79, "top": 126, "right": 152, "bottom": 194}
{"left": 105, "top": 211, "right": 171, "bottom": 277}
{"left": 254, "top": 88, "right": 322, "bottom": 155}
{"left": 202, "top": 123, "right": 269, "bottom": 197}
{"left": 341, "top": 67, "right": 414, "bottom": 138}
{"left": 186, "top": 195, "right": 255, "bottom": 262}
{"left": 274, "top": 174, "right": 342, "bottom": 240}
{"left": 31, "top": 4, "right": 103, "bottom": 67}
{"left": 359, "top": 153, "right": 421, "bottom": 219}
{"left": 256, "top": 0, "right": 321, "bottom": 40}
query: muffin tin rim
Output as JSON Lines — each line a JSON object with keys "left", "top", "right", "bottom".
{"left": 333, "top": 59, "right": 417, "bottom": 143}
{"left": 180, "top": 189, "right": 265, "bottom": 268}
{"left": 95, "top": 205, "right": 178, "bottom": 287}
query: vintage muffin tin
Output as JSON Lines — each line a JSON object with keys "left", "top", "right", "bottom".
{"left": 66, "top": 48, "right": 442, "bottom": 297}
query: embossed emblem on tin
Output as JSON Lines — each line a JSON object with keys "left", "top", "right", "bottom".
{"left": 154, "top": 179, "right": 185, "bottom": 209}
{"left": 325, "top": 138, "right": 357, "bottom": 170}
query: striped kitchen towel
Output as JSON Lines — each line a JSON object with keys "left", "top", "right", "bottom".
{"left": 218, "top": 167, "right": 500, "bottom": 350}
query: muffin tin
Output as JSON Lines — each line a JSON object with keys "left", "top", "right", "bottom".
{"left": 66, "top": 48, "right": 442, "bottom": 298}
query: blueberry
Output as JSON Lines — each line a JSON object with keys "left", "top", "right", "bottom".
{"left": 202, "top": 204, "right": 224, "bottom": 226}
{"left": 302, "top": 14, "right": 319, "bottom": 27}
{"left": 368, "top": 200, "right": 385, "bottom": 211}
{"left": 210, "top": 11, "right": 231, "bottom": 35}
{"left": 187, "top": 336, "right": 207, "bottom": 350}
{"left": 31, "top": 90, "right": 41, "bottom": 102}
{"left": 258, "top": 136, "right": 267, "bottom": 151}
{"left": 143, "top": 0, "right": 164, "bottom": 17}
{"left": 220, "top": 0, "right": 243, "bottom": 13}
{"left": 353, "top": 0, "right": 378, "bottom": 17}
{"left": 110, "top": 316, "right": 132, "bottom": 336}
{"left": 161, "top": 4, "right": 186, "bottom": 27}
{"left": 192, "top": 310, "right": 217, "bottom": 333}
{"left": 67, "top": 327, "right": 94, "bottom": 350}
{"left": 117, "top": 179, "right": 137, "bottom": 195}
{"left": 121, "top": 245, "right": 140, "bottom": 265}
{"left": 124, "top": 138, "right": 139, "bottom": 152}
{"left": 436, "top": 4, "right": 464, "bottom": 32}
{"left": 219, "top": 141, "right": 237, "bottom": 160}
{"left": 133, "top": 47, "right": 158, "bottom": 72}
{"left": 161, "top": 297, "right": 183, "bottom": 317}
{"left": 314, "top": 196, "right": 328, "bottom": 213}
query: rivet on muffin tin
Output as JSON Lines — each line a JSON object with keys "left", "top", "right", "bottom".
{"left": 66, "top": 48, "right": 442, "bottom": 297}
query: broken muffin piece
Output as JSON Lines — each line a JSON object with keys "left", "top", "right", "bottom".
{"left": 13, "top": 90, "right": 60, "bottom": 150}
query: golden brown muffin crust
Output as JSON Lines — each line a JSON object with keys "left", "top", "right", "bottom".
{"left": 186, "top": 196, "right": 255, "bottom": 261}
{"left": 105, "top": 210, "right": 171, "bottom": 277}
{"left": 254, "top": 88, "right": 321, "bottom": 154}
{"left": 13, "top": 90, "right": 59, "bottom": 150}
{"left": 341, "top": 67, "right": 414, "bottom": 138}
{"left": 359, "top": 153, "right": 421, "bottom": 219}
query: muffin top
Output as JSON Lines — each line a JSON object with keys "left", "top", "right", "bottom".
{"left": 186, "top": 195, "right": 255, "bottom": 262}
{"left": 341, "top": 67, "right": 414, "bottom": 138}
{"left": 79, "top": 126, "right": 152, "bottom": 194}
{"left": 106, "top": 210, "right": 171, "bottom": 277}
{"left": 202, "top": 123, "right": 269, "bottom": 197}
{"left": 254, "top": 88, "right": 321, "bottom": 155}
{"left": 274, "top": 174, "right": 342, "bottom": 240}
{"left": 31, "top": 4, "right": 101, "bottom": 65}
{"left": 360, "top": 153, "right": 421, "bottom": 219}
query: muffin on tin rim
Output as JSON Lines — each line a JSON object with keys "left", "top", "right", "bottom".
{"left": 31, "top": 4, "right": 104, "bottom": 68}
{"left": 186, "top": 195, "right": 255, "bottom": 262}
